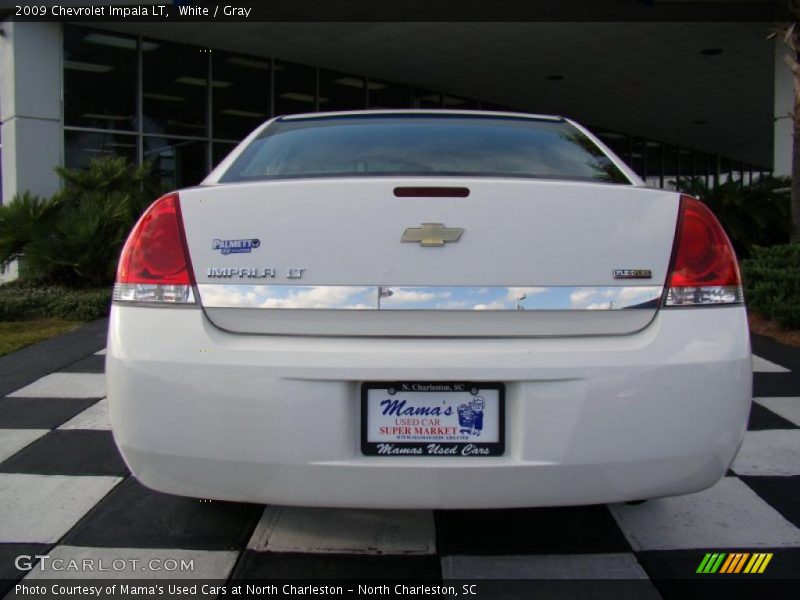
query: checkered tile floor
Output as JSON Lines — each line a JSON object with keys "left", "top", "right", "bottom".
{"left": 2, "top": 340, "right": 799, "bottom": 597}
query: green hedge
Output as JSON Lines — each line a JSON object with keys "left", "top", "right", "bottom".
{"left": 0, "top": 282, "right": 111, "bottom": 322}
{"left": 0, "top": 156, "right": 162, "bottom": 287}
{"left": 742, "top": 243, "right": 800, "bottom": 329}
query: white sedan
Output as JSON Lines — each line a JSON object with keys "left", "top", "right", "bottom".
{"left": 108, "top": 110, "right": 751, "bottom": 508}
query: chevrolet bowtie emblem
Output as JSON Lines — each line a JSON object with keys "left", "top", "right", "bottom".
{"left": 401, "top": 223, "right": 465, "bottom": 247}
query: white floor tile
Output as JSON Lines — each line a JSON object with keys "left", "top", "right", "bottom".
{"left": 752, "top": 355, "right": 790, "bottom": 373}
{"left": 247, "top": 506, "right": 435, "bottom": 555}
{"left": 0, "top": 429, "right": 48, "bottom": 463}
{"left": 755, "top": 397, "right": 800, "bottom": 428}
{"left": 8, "top": 373, "right": 106, "bottom": 398}
{"left": 25, "top": 546, "right": 237, "bottom": 580}
{"left": 0, "top": 474, "right": 121, "bottom": 543}
{"left": 609, "top": 477, "right": 800, "bottom": 550}
{"left": 731, "top": 429, "right": 800, "bottom": 476}
{"left": 58, "top": 400, "right": 111, "bottom": 430}
{"left": 442, "top": 553, "right": 650, "bottom": 579}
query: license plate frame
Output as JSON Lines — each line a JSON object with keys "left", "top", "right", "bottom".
{"left": 360, "top": 381, "right": 505, "bottom": 457}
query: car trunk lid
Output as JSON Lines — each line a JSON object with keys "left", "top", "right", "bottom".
{"left": 179, "top": 177, "right": 678, "bottom": 337}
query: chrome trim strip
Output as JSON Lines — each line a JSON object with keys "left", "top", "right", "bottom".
{"left": 196, "top": 285, "right": 663, "bottom": 311}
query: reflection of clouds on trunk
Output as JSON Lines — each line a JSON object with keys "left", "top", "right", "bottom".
{"left": 473, "top": 301, "right": 509, "bottom": 311}
{"left": 259, "top": 286, "right": 371, "bottom": 308}
{"left": 198, "top": 285, "right": 663, "bottom": 311}
{"left": 201, "top": 285, "right": 374, "bottom": 309}
{"left": 505, "top": 287, "right": 547, "bottom": 301}
{"left": 198, "top": 286, "right": 261, "bottom": 307}
{"left": 385, "top": 289, "right": 450, "bottom": 303}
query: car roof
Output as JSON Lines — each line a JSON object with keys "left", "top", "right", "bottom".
{"left": 278, "top": 109, "right": 565, "bottom": 122}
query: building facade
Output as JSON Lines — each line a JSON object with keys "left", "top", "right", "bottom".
{"left": 0, "top": 20, "right": 794, "bottom": 203}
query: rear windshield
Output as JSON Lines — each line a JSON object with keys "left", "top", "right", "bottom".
{"left": 219, "top": 114, "right": 631, "bottom": 184}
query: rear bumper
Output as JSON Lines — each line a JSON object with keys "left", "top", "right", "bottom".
{"left": 107, "top": 305, "right": 751, "bottom": 508}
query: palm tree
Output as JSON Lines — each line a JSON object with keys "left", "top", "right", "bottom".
{"left": 777, "top": 2, "right": 800, "bottom": 240}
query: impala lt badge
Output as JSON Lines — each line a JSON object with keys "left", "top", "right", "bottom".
{"left": 207, "top": 266, "right": 305, "bottom": 279}
{"left": 401, "top": 223, "right": 464, "bottom": 247}
{"left": 207, "top": 267, "right": 275, "bottom": 279}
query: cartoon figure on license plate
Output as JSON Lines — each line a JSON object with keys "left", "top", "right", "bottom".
{"left": 457, "top": 396, "right": 485, "bottom": 436}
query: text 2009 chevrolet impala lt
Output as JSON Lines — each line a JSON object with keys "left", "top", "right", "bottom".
{"left": 107, "top": 111, "right": 751, "bottom": 508}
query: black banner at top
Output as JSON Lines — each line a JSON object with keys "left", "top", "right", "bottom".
{"left": 0, "top": 0, "right": 793, "bottom": 23}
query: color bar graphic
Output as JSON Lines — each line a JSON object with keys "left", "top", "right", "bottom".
{"left": 697, "top": 553, "right": 726, "bottom": 573}
{"left": 697, "top": 552, "right": 773, "bottom": 574}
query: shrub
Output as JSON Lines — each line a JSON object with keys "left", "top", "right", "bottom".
{"left": 674, "top": 176, "right": 791, "bottom": 259}
{"left": 741, "top": 243, "right": 800, "bottom": 329}
{"left": 0, "top": 281, "right": 111, "bottom": 322}
{"left": 0, "top": 156, "right": 162, "bottom": 287}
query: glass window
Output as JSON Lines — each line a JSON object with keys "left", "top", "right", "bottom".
{"left": 367, "top": 80, "right": 411, "bottom": 109}
{"left": 63, "top": 26, "right": 138, "bottom": 131}
{"left": 319, "top": 70, "right": 367, "bottom": 112}
{"left": 220, "top": 114, "right": 631, "bottom": 184}
{"left": 630, "top": 138, "right": 646, "bottom": 179}
{"left": 693, "top": 152, "right": 710, "bottom": 187}
{"left": 481, "top": 102, "right": 517, "bottom": 112}
{"left": 64, "top": 130, "right": 138, "bottom": 169}
{"left": 594, "top": 130, "right": 630, "bottom": 165}
{"left": 663, "top": 145, "right": 680, "bottom": 190}
{"left": 213, "top": 142, "right": 238, "bottom": 168}
{"left": 718, "top": 157, "right": 732, "bottom": 185}
{"left": 676, "top": 148, "right": 693, "bottom": 185}
{"left": 733, "top": 161, "right": 744, "bottom": 184}
{"left": 413, "top": 89, "right": 441, "bottom": 108}
{"left": 144, "top": 137, "right": 207, "bottom": 189}
{"left": 707, "top": 156, "right": 720, "bottom": 188}
{"left": 142, "top": 39, "right": 208, "bottom": 137}
{"left": 274, "top": 61, "right": 316, "bottom": 117}
{"left": 442, "top": 95, "right": 479, "bottom": 110}
{"left": 644, "top": 140, "right": 663, "bottom": 188}
{"left": 212, "top": 51, "right": 270, "bottom": 141}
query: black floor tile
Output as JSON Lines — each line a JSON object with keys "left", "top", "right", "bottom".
{"left": 63, "top": 477, "right": 262, "bottom": 550}
{"left": 0, "top": 430, "right": 127, "bottom": 476}
{"left": 0, "top": 397, "right": 98, "bottom": 429}
{"left": 751, "top": 334, "right": 800, "bottom": 374}
{"left": 0, "top": 543, "right": 51, "bottom": 595}
{"left": 60, "top": 354, "right": 105, "bottom": 374}
{"left": 231, "top": 551, "right": 441, "bottom": 579}
{"left": 0, "top": 318, "right": 107, "bottom": 398}
{"left": 747, "top": 402, "right": 798, "bottom": 431}
{"left": 435, "top": 505, "right": 630, "bottom": 556}
{"left": 740, "top": 476, "right": 800, "bottom": 529}
{"left": 753, "top": 374, "right": 800, "bottom": 398}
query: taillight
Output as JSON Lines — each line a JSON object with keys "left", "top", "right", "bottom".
{"left": 113, "top": 192, "right": 196, "bottom": 304}
{"left": 664, "top": 195, "right": 743, "bottom": 306}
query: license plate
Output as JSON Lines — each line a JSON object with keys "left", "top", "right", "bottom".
{"left": 361, "top": 382, "right": 505, "bottom": 457}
